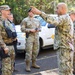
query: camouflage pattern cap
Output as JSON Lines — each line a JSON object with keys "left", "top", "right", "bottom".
{"left": 69, "top": 8, "right": 75, "bottom": 14}
{"left": 0, "top": 5, "right": 11, "bottom": 11}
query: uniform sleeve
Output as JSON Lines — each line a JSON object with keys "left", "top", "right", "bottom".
{"left": 0, "top": 22, "right": 7, "bottom": 49}
{"left": 21, "top": 19, "right": 32, "bottom": 33}
{"left": 38, "top": 20, "right": 41, "bottom": 31}
{"left": 40, "top": 12, "right": 63, "bottom": 26}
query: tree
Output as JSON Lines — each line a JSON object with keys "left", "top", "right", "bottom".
{"left": 0, "top": 0, "right": 5, "bottom": 5}
{"left": 4, "top": 0, "right": 28, "bottom": 24}
{"left": 0, "top": 0, "right": 75, "bottom": 24}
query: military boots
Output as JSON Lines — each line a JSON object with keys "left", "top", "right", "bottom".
{"left": 25, "top": 60, "right": 31, "bottom": 72}
{"left": 32, "top": 60, "right": 40, "bottom": 69}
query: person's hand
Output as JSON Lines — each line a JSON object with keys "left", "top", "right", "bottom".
{"left": 30, "top": 29, "right": 36, "bottom": 33}
{"left": 4, "top": 47, "right": 9, "bottom": 54}
{"left": 30, "top": 6, "right": 42, "bottom": 15}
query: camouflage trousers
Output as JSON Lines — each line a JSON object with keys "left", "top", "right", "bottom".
{"left": 73, "top": 38, "right": 75, "bottom": 71}
{"left": 2, "top": 45, "right": 15, "bottom": 75}
{"left": 73, "top": 52, "right": 75, "bottom": 71}
{"left": 7, "top": 45, "right": 15, "bottom": 73}
{"left": 57, "top": 48, "right": 73, "bottom": 75}
{"left": 2, "top": 57, "right": 12, "bottom": 75}
{"left": 25, "top": 40, "right": 39, "bottom": 61}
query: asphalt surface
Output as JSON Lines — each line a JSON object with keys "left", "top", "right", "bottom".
{"left": 0, "top": 48, "right": 74, "bottom": 75}
{"left": 13, "top": 48, "right": 58, "bottom": 75}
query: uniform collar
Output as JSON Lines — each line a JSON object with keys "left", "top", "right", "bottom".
{"left": 7, "top": 19, "right": 13, "bottom": 23}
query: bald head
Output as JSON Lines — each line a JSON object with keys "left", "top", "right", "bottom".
{"left": 58, "top": 3, "right": 67, "bottom": 8}
{"left": 56, "top": 2, "right": 67, "bottom": 15}
{"left": 58, "top": 3, "right": 67, "bottom": 11}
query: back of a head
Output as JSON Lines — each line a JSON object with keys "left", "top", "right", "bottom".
{"left": 69, "top": 9, "right": 75, "bottom": 21}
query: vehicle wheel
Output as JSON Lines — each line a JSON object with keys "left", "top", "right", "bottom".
{"left": 37, "top": 40, "right": 42, "bottom": 56}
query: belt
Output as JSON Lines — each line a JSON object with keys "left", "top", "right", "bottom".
{"left": 6, "top": 43, "right": 13, "bottom": 46}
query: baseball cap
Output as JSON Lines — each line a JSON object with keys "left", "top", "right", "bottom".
{"left": 69, "top": 8, "right": 75, "bottom": 14}
{"left": 27, "top": 8, "right": 32, "bottom": 12}
{"left": 0, "top": 5, "right": 11, "bottom": 11}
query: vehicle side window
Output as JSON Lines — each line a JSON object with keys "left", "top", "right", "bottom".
{"left": 35, "top": 16, "right": 56, "bottom": 27}
{"left": 35, "top": 16, "right": 47, "bottom": 26}
{"left": 40, "top": 19, "right": 46, "bottom": 26}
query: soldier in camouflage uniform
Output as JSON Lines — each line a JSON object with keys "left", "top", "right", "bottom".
{"left": 70, "top": 10, "right": 75, "bottom": 74}
{"left": 7, "top": 13, "right": 18, "bottom": 72}
{"left": 21, "top": 8, "right": 41, "bottom": 72}
{"left": 0, "top": 5, "right": 15, "bottom": 75}
{"left": 31, "top": 2, "right": 74, "bottom": 75}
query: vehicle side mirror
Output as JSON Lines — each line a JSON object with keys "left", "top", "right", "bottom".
{"left": 47, "top": 24, "right": 55, "bottom": 28}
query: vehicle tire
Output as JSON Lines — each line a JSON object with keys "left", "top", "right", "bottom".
{"left": 37, "top": 39, "right": 42, "bottom": 56}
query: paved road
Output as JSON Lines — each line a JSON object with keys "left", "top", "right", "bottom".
{"left": 13, "top": 48, "right": 58, "bottom": 75}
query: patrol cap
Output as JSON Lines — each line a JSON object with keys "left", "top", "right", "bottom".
{"left": 27, "top": 8, "right": 32, "bottom": 12}
{"left": 0, "top": 5, "right": 11, "bottom": 11}
{"left": 69, "top": 8, "right": 75, "bottom": 14}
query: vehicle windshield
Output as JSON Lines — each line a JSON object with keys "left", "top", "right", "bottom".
{"left": 35, "top": 16, "right": 47, "bottom": 26}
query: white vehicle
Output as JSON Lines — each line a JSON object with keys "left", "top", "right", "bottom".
{"left": 15, "top": 15, "right": 55, "bottom": 53}
{"left": 15, "top": 25, "right": 26, "bottom": 53}
{"left": 35, "top": 15, "right": 55, "bottom": 49}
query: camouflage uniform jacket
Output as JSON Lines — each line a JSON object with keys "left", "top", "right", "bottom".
{"left": 0, "top": 17, "right": 14, "bottom": 49}
{"left": 40, "top": 12, "right": 74, "bottom": 50}
{"left": 21, "top": 16, "right": 41, "bottom": 41}
{"left": 73, "top": 21, "right": 75, "bottom": 35}
{"left": 73, "top": 21, "right": 75, "bottom": 48}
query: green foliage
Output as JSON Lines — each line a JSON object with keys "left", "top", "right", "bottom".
{"left": 0, "top": 0, "right": 58, "bottom": 24}
{"left": 0, "top": 0, "right": 5, "bottom": 5}
{"left": 0, "top": 0, "right": 75, "bottom": 24}
{"left": 4, "top": 0, "right": 28, "bottom": 24}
